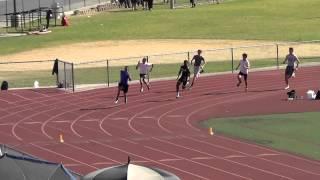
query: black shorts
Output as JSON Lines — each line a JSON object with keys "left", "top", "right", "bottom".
{"left": 285, "top": 66, "right": 294, "bottom": 77}
{"left": 118, "top": 83, "right": 129, "bottom": 93}
{"left": 140, "top": 74, "right": 147, "bottom": 78}
{"left": 178, "top": 76, "right": 188, "bottom": 88}
{"left": 239, "top": 72, "right": 248, "bottom": 80}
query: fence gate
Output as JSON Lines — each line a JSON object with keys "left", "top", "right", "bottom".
{"left": 57, "top": 60, "right": 75, "bottom": 92}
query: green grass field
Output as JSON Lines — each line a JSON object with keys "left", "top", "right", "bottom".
{"left": 1, "top": 0, "right": 320, "bottom": 55}
{"left": 202, "top": 112, "right": 320, "bottom": 160}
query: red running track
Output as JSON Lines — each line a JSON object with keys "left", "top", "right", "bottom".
{"left": 1, "top": 66, "right": 320, "bottom": 180}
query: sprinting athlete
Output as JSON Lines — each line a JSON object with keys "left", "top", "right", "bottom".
{"left": 283, "top": 47, "right": 300, "bottom": 90}
{"left": 190, "top": 49, "right": 205, "bottom": 88}
{"left": 236, "top": 53, "right": 250, "bottom": 91}
{"left": 176, "top": 60, "right": 191, "bottom": 98}
{"left": 115, "top": 66, "right": 132, "bottom": 104}
{"left": 136, "top": 57, "right": 154, "bottom": 92}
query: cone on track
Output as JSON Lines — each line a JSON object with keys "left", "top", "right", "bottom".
{"left": 209, "top": 127, "right": 214, "bottom": 135}
{"left": 59, "top": 134, "right": 64, "bottom": 143}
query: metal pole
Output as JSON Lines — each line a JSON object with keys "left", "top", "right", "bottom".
{"left": 107, "top": 60, "right": 110, "bottom": 87}
{"left": 5, "top": 0, "right": 8, "bottom": 28}
{"left": 38, "top": 0, "right": 41, "bottom": 27}
{"left": 231, "top": 48, "right": 234, "bottom": 73}
{"left": 170, "top": 0, "right": 174, "bottom": 9}
{"left": 55, "top": 59, "right": 59, "bottom": 87}
{"left": 147, "top": 56, "right": 150, "bottom": 83}
{"left": 276, "top": 44, "right": 279, "bottom": 70}
{"left": 64, "top": 62, "right": 67, "bottom": 90}
{"left": 187, "top": 52, "right": 190, "bottom": 61}
{"left": 72, "top": 63, "right": 75, "bottom": 92}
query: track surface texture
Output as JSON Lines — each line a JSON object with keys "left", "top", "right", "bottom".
{"left": 1, "top": 66, "right": 320, "bottom": 180}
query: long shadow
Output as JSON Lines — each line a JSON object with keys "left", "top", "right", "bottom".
{"left": 201, "top": 88, "right": 283, "bottom": 96}
{"left": 248, "top": 88, "right": 283, "bottom": 93}
{"left": 145, "top": 99, "right": 175, "bottom": 103}
{"left": 152, "top": 90, "right": 176, "bottom": 94}
{"left": 80, "top": 106, "right": 117, "bottom": 111}
{"left": 202, "top": 90, "right": 240, "bottom": 96}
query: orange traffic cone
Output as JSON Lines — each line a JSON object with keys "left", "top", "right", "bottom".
{"left": 209, "top": 127, "right": 214, "bottom": 135}
{"left": 59, "top": 134, "right": 64, "bottom": 143}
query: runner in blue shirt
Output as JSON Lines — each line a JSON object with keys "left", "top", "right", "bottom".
{"left": 115, "top": 66, "right": 132, "bottom": 104}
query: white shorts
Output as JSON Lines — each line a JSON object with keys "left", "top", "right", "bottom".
{"left": 194, "top": 66, "right": 201, "bottom": 77}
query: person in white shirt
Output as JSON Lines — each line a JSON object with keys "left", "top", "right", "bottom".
{"left": 283, "top": 47, "right": 300, "bottom": 90}
{"left": 136, "top": 57, "right": 153, "bottom": 92}
{"left": 236, "top": 53, "right": 250, "bottom": 91}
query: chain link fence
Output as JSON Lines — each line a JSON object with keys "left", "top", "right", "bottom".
{"left": 1, "top": 40, "right": 319, "bottom": 91}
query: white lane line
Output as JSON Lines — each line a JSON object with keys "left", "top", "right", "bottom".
{"left": 256, "top": 153, "right": 281, "bottom": 157}
{"left": 159, "top": 158, "right": 183, "bottom": 162}
{"left": 191, "top": 157, "right": 215, "bottom": 160}
{"left": 137, "top": 116, "right": 156, "bottom": 119}
{"left": 166, "top": 115, "right": 185, "bottom": 118}
{"left": 110, "top": 117, "right": 129, "bottom": 121}
{"left": 80, "top": 119, "right": 100, "bottom": 122}
{"left": 224, "top": 155, "right": 247, "bottom": 159}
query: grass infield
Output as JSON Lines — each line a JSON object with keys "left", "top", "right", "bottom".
{"left": 202, "top": 112, "right": 320, "bottom": 160}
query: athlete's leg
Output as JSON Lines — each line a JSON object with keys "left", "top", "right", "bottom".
{"left": 176, "top": 81, "right": 181, "bottom": 98}
{"left": 115, "top": 86, "right": 121, "bottom": 103}
{"left": 244, "top": 74, "right": 248, "bottom": 90}
{"left": 237, "top": 74, "right": 242, "bottom": 87}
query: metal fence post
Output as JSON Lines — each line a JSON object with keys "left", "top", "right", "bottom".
{"left": 276, "top": 44, "right": 279, "bottom": 69}
{"left": 231, "top": 48, "right": 234, "bottom": 73}
{"left": 187, "top": 52, "right": 190, "bottom": 61}
{"left": 107, "top": 60, "right": 110, "bottom": 87}
{"left": 170, "top": 0, "right": 175, "bottom": 9}
{"left": 71, "top": 63, "right": 75, "bottom": 92}
{"left": 64, "top": 62, "right": 67, "bottom": 90}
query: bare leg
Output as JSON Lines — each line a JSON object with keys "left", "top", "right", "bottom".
{"left": 285, "top": 75, "right": 290, "bottom": 89}
{"left": 176, "top": 81, "right": 181, "bottom": 98}
{"left": 142, "top": 78, "right": 149, "bottom": 90}
{"left": 191, "top": 74, "right": 196, "bottom": 87}
{"left": 176, "top": 81, "right": 181, "bottom": 93}
{"left": 115, "top": 87, "right": 121, "bottom": 103}
{"left": 139, "top": 78, "right": 143, "bottom": 92}
{"left": 124, "top": 93, "right": 127, "bottom": 104}
{"left": 237, "top": 75, "right": 242, "bottom": 87}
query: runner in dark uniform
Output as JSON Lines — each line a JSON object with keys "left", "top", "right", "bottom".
{"left": 176, "top": 60, "right": 191, "bottom": 98}
{"left": 115, "top": 66, "right": 132, "bottom": 104}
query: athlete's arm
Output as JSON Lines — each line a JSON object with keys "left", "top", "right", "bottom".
{"left": 246, "top": 61, "right": 250, "bottom": 69}
{"left": 296, "top": 56, "right": 300, "bottom": 70}
{"left": 190, "top": 56, "right": 195, "bottom": 65}
{"left": 136, "top": 61, "right": 139, "bottom": 70}
{"left": 177, "top": 68, "right": 182, "bottom": 80}
{"left": 235, "top": 62, "right": 240, "bottom": 70}
{"left": 283, "top": 55, "right": 288, "bottom": 64}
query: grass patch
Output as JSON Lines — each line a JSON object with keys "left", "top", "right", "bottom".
{"left": 1, "top": 0, "right": 320, "bottom": 55}
{"left": 202, "top": 112, "right": 320, "bottom": 160}
{"left": 1, "top": 56, "right": 319, "bottom": 88}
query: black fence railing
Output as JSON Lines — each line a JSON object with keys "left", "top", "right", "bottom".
{"left": 1, "top": 40, "right": 320, "bottom": 91}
